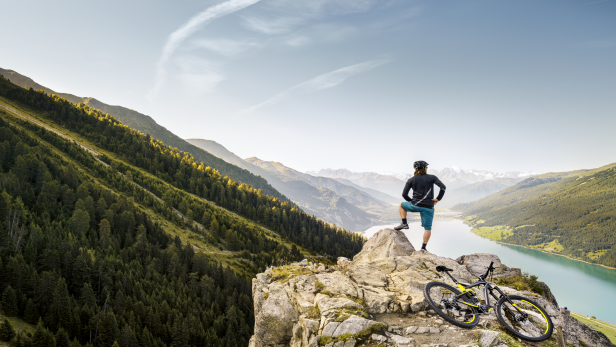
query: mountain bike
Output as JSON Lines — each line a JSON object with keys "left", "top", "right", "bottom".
{"left": 423, "top": 261, "right": 553, "bottom": 342}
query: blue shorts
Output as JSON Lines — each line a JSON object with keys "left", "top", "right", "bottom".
{"left": 401, "top": 201, "right": 434, "bottom": 230}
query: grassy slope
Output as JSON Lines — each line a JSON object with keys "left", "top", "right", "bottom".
{"left": 0, "top": 96, "right": 311, "bottom": 277}
{"left": 0, "top": 67, "right": 286, "bottom": 201}
{"left": 571, "top": 312, "right": 616, "bottom": 344}
{"left": 459, "top": 164, "right": 616, "bottom": 267}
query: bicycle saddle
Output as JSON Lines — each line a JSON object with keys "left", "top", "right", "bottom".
{"left": 436, "top": 265, "right": 453, "bottom": 272}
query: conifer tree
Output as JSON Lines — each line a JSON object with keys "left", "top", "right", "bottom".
{"left": 24, "top": 298, "right": 40, "bottom": 324}
{"left": 0, "top": 317, "right": 15, "bottom": 342}
{"left": 1, "top": 286, "right": 18, "bottom": 317}
{"left": 97, "top": 313, "right": 119, "bottom": 347}
{"left": 55, "top": 328, "right": 69, "bottom": 347}
{"left": 32, "top": 320, "right": 55, "bottom": 347}
{"left": 99, "top": 219, "right": 111, "bottom": 250}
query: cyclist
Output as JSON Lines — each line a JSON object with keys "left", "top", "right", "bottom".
{"left": 394, "top": 160, "right": 446, "bottom": 252}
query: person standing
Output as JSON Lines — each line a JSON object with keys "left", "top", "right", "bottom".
{"left": 394, "top": 160, "right": 446, "bottom": 252}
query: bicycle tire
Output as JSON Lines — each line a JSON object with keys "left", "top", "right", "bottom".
{"left": 495, "top": 295, "right": 553, "bottom": 341}
{"left": 423, "top": 281, "right": 480, "bottom": 328}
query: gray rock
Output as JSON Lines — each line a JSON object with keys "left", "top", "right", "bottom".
{"left": 332, "top": 315, "right": 382, "bottom": 337}
{"left": 429, "top": 327, "right": 440, "bottom": 334}
{"left": 352, "top": 228, "right": 415, "bottom": 265}
{"left": 415, "top": 327, "right": 430, "bottom": 334}
{"left": 405, "top": 326, "right": 418, "bottom": 334}
{"left": 316, "top": 295, "right": 364, "bottom": 315}
{"left": 315, "top": 273, "right": 359, "bottom": 297}
{"left": 333, "top": 342, "right": 345, "bottom": 347}
{"left": 457, "top": 254, "right": 503, "bottom": 277}
{"left": 307, "top": 335, "right": 320, "bottom": 347}
{"left": 322, "top": 322, "right": 340, "bottom": 337}
{"left": 299, "top": 259, "right": 308, "bottom": 266}
{"left": 372, "top": 334, "right": 388, "bottom": 342}
{"left": 337, "top": 257, "right": 352, "bottom": 268}
{"left": 388, "top": 333, "right": 414, "bottom": 345}
{"left": 343, "top": 340, "right": 356, "bottom": 347}
{"left": 324, "top": 343, "right": 334, "bottom": 347}
{"left": 479, "top": 330, "right": 500, "bottom": 347}
{"left": 252, "top": 282, "right": 299, "bottom": 345}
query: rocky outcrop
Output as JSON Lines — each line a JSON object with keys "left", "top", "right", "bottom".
{"left": 249, "top": 228, "right": 614, "bottom": 347}
{"left": 352, "top": 229, "right": 415, "bottom": 265}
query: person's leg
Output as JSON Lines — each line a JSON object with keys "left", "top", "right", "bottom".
{"left": 418, "top": 207, "right": 434, "bottom": 251}
{"left": 399, "top": 205, "right": 407, "bottom": 221}
{"left": 394, "top": 202, "right": 413, "bottom": 230}
{"left": 423, "top": 230, "right": 432, "bottom": 244}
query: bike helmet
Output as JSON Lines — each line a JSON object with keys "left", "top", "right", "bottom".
{"left": 414, "top": 160, "right": 429, "bottom": 170}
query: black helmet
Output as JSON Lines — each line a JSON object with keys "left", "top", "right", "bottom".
{"left": 414, "top": 160, "right": 429, "bottom": 170}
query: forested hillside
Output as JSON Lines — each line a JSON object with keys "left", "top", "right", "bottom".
{"left": 0, "top": 68, "right": 284, "bottom": 200}
{"left": 458, "top": 165, "right": 616, "bottom": 267}
{"left": 0, "top": 75, "right": 364, "bottom": 347}
{"left": 186, "top": 140, "right": 398, "bottom": 231}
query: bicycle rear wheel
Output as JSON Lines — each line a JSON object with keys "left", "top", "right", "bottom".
{"left": 495, "top": 295, "right": 553, "bottom": 341}
{"left": 423, "top": 281, "right": 480, "bottom": 328}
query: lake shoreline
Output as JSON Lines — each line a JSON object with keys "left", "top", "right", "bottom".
{"left": 463, "top": 219, "right": 616, "bottom": 270}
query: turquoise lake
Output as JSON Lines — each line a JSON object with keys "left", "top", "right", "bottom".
{"left": 362, "top": 219, "right": 616, "bottom": 325}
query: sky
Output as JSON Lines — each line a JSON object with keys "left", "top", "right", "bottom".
{"left": 1, "top": 0, "right": 615, "bottom": 174}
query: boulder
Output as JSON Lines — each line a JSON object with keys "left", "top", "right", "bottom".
{"left": 352, "top": 228, "right": 415, "bottom": 265}
{"left": 478, "top": 330, "right": 501, "bottom": 347}
{"left": 315, "top": 295, "right": 364, "bottom": 316}
{"left": 252, "top": 282, "right": 299, "bottom": 345}
{"left": 330, "top": 315, "right": 382, "bottom": 337}
{"left": 315, "top": 273, "right": 358, "bottom": 297}
{"left": 337, "top": 257, "right": 352, "bottom": 268}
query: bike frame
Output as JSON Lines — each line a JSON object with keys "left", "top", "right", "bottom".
{"left": 440, "top": 266, "right": 522, "bottom": 317}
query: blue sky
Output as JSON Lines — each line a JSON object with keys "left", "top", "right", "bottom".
{"left": 1, "top": 0, "right": 615, "bottom": 174}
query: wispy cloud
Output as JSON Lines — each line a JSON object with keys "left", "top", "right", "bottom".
{"left": 190, "top": 38, "right": 260, "bottom": 56}
{"left": 242, "top": 0, "right": 381, "bottom": 35}
{"left": 240, "top": 59, "right": 391, "bottom": 114}
{"left": 148, "top": 0, "right": 261, "bottom": 102}
{"left": 175, "top": 56, "right": 226, "bottom": 95}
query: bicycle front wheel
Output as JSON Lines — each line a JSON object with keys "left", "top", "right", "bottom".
{"left": 424, "top": 281, "right": 480, "bottom": 328}
{"left": 495, "top": 295, "right": 553, "bottom": 341}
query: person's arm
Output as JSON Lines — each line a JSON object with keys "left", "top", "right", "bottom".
{"left": 434, "top": 176, "right": 446, "bottom": 201}
{"left": 402, "top": 178, "right": 413, "bottom": 202}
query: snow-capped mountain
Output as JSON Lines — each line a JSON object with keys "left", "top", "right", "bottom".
{"left": 380, "top": 166, "right": 539, "bottom": 190}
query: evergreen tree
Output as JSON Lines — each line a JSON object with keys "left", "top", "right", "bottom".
{"left": 24, "top": 298, "right": 40, "bottom": 324}
{"left": 55, "top": 328, "right": 69, "bottom": 347}
{"left": 1, "top": 286, "right": 18, "bottom": 317}
{"left": 0, "top": 317, "right": 15, "bottom": 342}
{"left": 69, "top": 209, "right": 90, "bottom": 237}
{"left": 99, "top": 219, "right": 111, "bottom": 250}
{"left": 97, "top": 313, "right": 119, "bottom": 347}
{"left": 32, "top": 321, "right": 55, "bottom": 347}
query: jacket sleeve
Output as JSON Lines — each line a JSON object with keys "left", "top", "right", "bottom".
{"left": 402, "top": 178, "right": 412, "bottom": 202}
{"left": 434, "top": 176, "right": 446, "bottom": 201}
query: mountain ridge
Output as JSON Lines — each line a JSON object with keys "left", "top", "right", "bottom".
{"left": 0, "top": 67, "right": 285, "bottom": 200}
{"left": 185, "top": 139, "right": 399, "bottom": 231}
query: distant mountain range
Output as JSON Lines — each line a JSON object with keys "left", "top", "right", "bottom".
{"left": 310, "top": 167, "right": 535, "bottom": 208}
{"left": 185, "top": 139, "right": 399, "bottom": 231}
{"left": 381, "top": 167, "right": 536, "bottom": 190}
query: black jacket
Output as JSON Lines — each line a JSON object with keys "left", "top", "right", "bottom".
{"left": 402, "top": 174, "right": 446, "bottom": 209}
